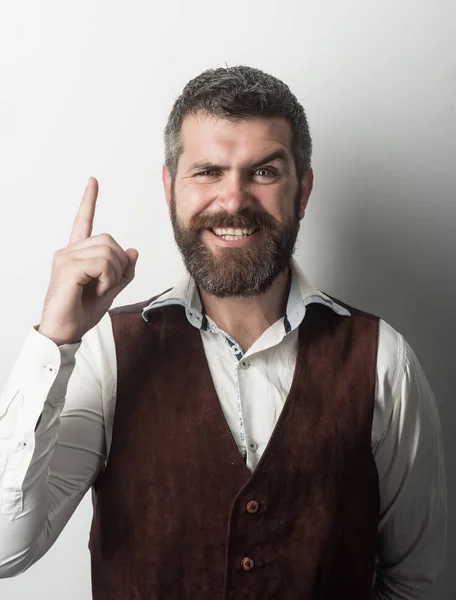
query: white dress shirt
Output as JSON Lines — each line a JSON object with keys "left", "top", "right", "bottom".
{"left": 0, "top": 259, "right": 446, "bottom": 599}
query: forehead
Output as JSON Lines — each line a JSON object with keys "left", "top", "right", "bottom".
{"left": 179, "top": 113, "right": 294, "bottom": 163}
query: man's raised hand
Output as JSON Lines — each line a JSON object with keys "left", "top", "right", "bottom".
{"left": 38, "top": 177, "right": 139, "bottom": 345}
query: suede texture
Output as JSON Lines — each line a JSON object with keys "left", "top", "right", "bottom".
{"left": 89, "top": 298, "right": 380, "bottom": 599}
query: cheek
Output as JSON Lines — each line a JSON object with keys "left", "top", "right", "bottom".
{"left": 176, "top": 184, "right": 216, "bottom": 221}
{"left": 261, "top": 184, "right": 296, "bottom": 221}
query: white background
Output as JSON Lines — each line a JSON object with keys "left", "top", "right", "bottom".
{"left": 0, "top": 0, "right": 454, "bottom": 598}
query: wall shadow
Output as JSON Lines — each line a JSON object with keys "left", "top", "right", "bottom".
{"left": 296, "top": 179, "right": 455, "bottom": 598}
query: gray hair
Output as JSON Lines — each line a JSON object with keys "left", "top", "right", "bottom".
{"left": 164, "top": 65, "right": 312, "bottom": 181}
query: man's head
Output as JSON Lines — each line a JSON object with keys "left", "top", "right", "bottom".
{"left": 162, "top": 66, "right": 314, "bottom": 298}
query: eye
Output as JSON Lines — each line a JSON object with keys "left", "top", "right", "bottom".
{"left": 195, "top": 169, "right": 219, "bottom": 177}
{"left": 253, "top": 167, "right": 275, "bottom": 178}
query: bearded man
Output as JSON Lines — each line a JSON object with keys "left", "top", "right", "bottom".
{"left": 0, "top": 66, "right": 446, "bottom": 599}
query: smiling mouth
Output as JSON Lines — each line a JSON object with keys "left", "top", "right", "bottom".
{"left": 209, "top": 227, "right": 259, "bottom": 241}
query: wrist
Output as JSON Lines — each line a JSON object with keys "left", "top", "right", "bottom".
{"left": 36, "top": 324, "right": 81, "bottom": 346}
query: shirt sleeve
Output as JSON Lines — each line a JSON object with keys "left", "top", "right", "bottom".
{"left": 0, "top": 312, "right": 115, "bottom": 578}
{"left": 372, "top": 320, "right": 447, "bottom": 599}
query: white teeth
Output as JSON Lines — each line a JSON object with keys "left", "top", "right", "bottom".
{"left": 212, "top": 227, "right": 255, "bottom": 238}
{"left": 219, "top": 234, "right": 247, "bottom": 240}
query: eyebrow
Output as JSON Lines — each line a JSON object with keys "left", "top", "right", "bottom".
{"left": 187, "top": 149, "right": 290, "bottom": 174}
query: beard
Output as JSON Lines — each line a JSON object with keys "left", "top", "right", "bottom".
{"left": 170, "top": 190, "right": 301, "bottom": 299}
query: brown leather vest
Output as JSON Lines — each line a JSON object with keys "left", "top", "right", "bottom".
{"left": 89, "top": 298, "right": 380, "bottom": 599}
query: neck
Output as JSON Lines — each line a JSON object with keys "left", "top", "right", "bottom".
{"left": 198, "top": 266, "right": 292, "bottom": 352}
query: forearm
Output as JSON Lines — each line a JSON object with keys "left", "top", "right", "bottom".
{"left": 0, "top": 328, "right": 105, "bottom": 576}
{"left": 373, "top": 326, "right": 446, "bottom": 599}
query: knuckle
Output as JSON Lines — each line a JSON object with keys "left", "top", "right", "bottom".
{"left": 101, "top": 257, "right": 112, "bottom": 270}
{"left": 52, "top": 249, "right": 62, "bottom": 262}
{"left": 99, "top": 232, "right": 115, "bottom": 245}
{"left": 107, "top": 248, "right": 124, "bottom": 270}
{"left": 52, "top": 249, "right": 66, "bottom": 268}
{"left": 99, "top": 245, "right": 114, "bottom": 260}
{"left": 105, "top": 260, "right": 119, "bottom": 282}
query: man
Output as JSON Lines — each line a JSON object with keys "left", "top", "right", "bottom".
{"left": 0, "top": 66, "right": 446, "bottom": 599}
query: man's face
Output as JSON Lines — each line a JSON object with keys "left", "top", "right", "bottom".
{"left": 164, "top": 113, "right": 313, "bottom": 298}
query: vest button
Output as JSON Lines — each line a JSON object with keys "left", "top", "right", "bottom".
{"left": 241, "top": 557, "right": 255, "bottom": 571}
{"left": 246, "top": 500, "right": 260, "bottom": 514}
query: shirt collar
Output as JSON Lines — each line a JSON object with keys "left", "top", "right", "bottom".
{"left": 142, "top": 257, "right": 350, "bottom": 331}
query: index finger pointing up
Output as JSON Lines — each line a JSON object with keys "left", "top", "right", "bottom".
{"left": 69, "top": 177, "right": 99, "bottom": 246}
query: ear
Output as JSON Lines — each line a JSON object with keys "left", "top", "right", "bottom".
{"left": 162, "top": 164, "right": 172, "bottom": 212}
{"left": 297, "top": 168, "right": 314, "bottom": 220}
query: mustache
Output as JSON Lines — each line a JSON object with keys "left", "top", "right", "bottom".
{"left": 189, "top": 210, "right": 280, "bottom": 231}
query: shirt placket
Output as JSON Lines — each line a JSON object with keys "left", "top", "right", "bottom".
{"left": 208, "top": 323, "right": 247, "bottom": 458}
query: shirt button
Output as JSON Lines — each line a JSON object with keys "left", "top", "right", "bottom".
{"left": 248, "top": 440, "right": 258, "bottom": 452}
{"left": 239, "top": 360, "right": 250, "bottom": 369}
{"left": 246, "top": 500, "right": 260, "bottom": 514}
{"left": 241, "top": 557, "right": 255, "bottom": 571}
{"left": 44, "top": 364, "right": 56, "bottom": 374}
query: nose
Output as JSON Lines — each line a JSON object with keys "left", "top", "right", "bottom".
{"left": 216, "top": 172, "right": 253, "bottom": 213}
